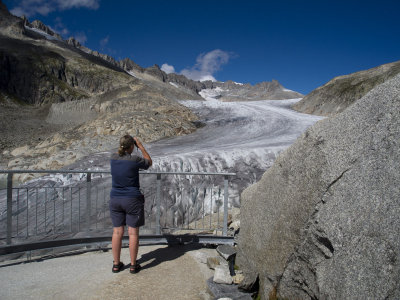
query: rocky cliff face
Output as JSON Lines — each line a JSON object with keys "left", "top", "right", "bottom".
{"left": 0, "top": 0, "right": 25, "bottom": 37}
{"left": 293, "top": 60, "right": 400, "bottom": 116}
{"left": 237, "top": 74, "right": 400, "bottom": 299}
{"left": 0, "top": 5, "right": 135, "bottom": 105}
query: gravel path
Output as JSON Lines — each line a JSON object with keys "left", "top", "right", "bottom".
{"left": 0, "top": 244, "right": 215, "bottom": 300}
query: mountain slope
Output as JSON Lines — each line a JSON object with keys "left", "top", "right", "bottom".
{"left": 0, "top": 1, "right": 199, "bottom": 171}
{"left": 293, "top": 60, "right": 400, "bottom": 116}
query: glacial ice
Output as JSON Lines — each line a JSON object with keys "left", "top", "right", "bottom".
{"left": 0, "top": 95, "right": 323, "bottom": 233}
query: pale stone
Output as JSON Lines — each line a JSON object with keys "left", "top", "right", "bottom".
{"left": 213, "top": 265, "right": 233, "bottom": 284}
{"left": 233, "top": 273, "right": 244, "bottom": 285}
{"left": 11, "top": 145, "right": 29, "bottom": 157}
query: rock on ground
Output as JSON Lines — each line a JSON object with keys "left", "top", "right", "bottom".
{"left": 207, "top": 277, "right": 253, "bottom": 300}
{"left": 237, "top": 74, "right": 400, "bottom": 299}
{"left": 213, "top": 265, "right": 233, "bottom": 284}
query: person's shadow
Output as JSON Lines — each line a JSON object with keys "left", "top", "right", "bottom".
{"left": 136, "top": 235, "right": 206, "bottom": 271}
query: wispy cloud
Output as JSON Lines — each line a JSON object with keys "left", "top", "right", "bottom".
{"left": 74, "top": 31, "right": 87, "bottom": 44}
{"left": 161, "top": 63, "right": 175, "bottom": 74}
{"left": 174, "top": 49, "right": 233, "bottom": 82}
{"left": 100, "top": 35, "right": 109, "bottom": 48}
{"left": 58, "top": 0, "right": 99, "bottom": 10}
{"left": 53, "top": 17, "right": 69, "bottom": 36}
{"left": 10, "top": 0, "right": 100, "bottom": 17}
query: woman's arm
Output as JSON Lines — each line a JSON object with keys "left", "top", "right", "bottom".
{"left": 134, "top": 137, "right": 152, "bottom": 166}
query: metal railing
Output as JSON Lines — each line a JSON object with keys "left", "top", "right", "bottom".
{"left": 0, "top": 170, "right": 236, "bottom": 248}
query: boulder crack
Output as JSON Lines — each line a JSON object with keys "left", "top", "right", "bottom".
{"left": 324, "top": 168, "right": 351, "bottom": 196}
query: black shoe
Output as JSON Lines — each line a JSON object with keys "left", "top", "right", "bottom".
{"left": 112, "top": 261, "right": 124, "bottom": 273}
{"left": 130, "top": 263, "right": 141, "bottom": 274}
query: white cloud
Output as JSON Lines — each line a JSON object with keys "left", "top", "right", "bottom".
{"left": 74, "top": 32, "right": 87, "bottom": 44}
{"left": 53, "top": 17, "right": 69, "bottom": 36}
{"left": 9, "top": 7, "right": 25, "bottom": 16}
{"left": 100, "top": 35, "right": 109, "bottom": 48}
{"left": 180, "top": 69, "right": 217, "bottom": 82}
{"left": 57, "top": 0, "right": 99, "bottom": 10}
{"left": 180, "top": 49, "right": 232, "bottom": 82}
{"left": 161, "top": 63, "right": 175, "bottom": 74}
{"left": 10, "top": 0, "right": 100, "bottom": 17}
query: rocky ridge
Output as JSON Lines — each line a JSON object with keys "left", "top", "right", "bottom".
{"left": 293, "top": 59, "right": 400, "bottom": 116}
{"left": 1, "top": 0, "right": 302, "bottom": 105}
{"left": 237, "top": 72, "right": 400, "bottom": 299}
{"left": 138, "top": 64, "right": 303, "bottom": 101}
{"left": 0, "top": 1, "right": 202, "bottom": 106}
{"left": 59, "top": 37, "right": 301, "bottom": 102}
{"left": 0, "top": 1, "right": 199, "bottom": 176}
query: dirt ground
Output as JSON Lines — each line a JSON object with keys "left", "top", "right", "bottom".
{"left": 0, "top": 244, "right": 216, "bottom": 300}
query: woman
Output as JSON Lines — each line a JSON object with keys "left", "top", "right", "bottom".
{"left": 109, "top": 134, "right": 152, "bottom": 273}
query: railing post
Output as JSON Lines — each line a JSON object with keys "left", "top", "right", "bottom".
{"left": 156, "top": 174, "right": 161, "bottom": 235}
{"left": 86, "top": 172, "right": 92, "bottom": 233}
{"left": 223, "top": 175, "right": 229, "bottom": 236}
{"left": 6, "top": 172, "right": 13, "bottom": 245}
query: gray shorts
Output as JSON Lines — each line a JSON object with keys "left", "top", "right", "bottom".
{"left": 109, "top": 195, "right": 145, "bottom": 228}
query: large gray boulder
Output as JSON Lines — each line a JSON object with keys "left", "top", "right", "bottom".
{"left": 237, "top": 74, "right": 400, "bottom": 299}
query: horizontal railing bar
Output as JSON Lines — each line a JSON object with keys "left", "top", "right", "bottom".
{"left": 1, "top": 169, "right": 235, "bottom": 247}
{"left": 0, "top": 170, "right": 236, "bottom": 176}
{"left": 0, "top": 235, "right": 234, "bottom": 255}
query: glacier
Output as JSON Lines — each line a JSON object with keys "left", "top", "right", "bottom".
{"left": 0, "top": 96, "right": 323, "bottom": 235}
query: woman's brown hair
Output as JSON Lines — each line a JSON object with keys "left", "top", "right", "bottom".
{"left": 118, "top": 134, "right": 134, "bottom": 156}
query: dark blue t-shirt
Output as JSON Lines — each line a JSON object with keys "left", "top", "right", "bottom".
{"left": 110, "top": 152, "right": 151, "bottom": 198}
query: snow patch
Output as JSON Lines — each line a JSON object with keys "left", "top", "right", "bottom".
{"left": 199, "top": 87, "right": 226, "bottom": 100}
{"left": 24, "top": 26, "right": 60, "bottom": 41}
{"left": 127, "top": 70, "right": 139, "bottom": 78}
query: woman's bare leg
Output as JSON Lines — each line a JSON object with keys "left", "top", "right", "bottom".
{"left": 128, "top": 226, "right": 139, "bottom": 266}
{"left": 112, "top": 226, "right": 124, "bottom": 265}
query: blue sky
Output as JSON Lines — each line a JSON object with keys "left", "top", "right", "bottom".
{"left": 4, "top": 0, "right": 400, "bottom": 94}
